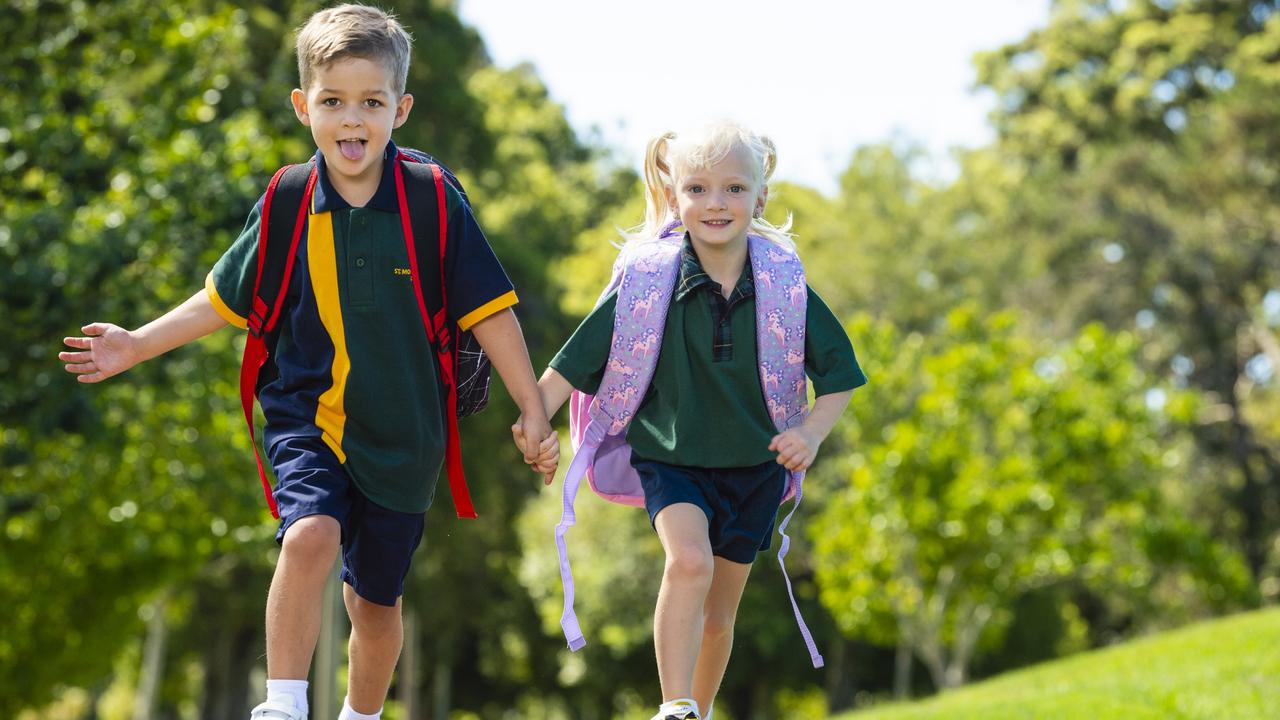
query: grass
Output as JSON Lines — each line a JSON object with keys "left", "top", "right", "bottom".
{"left": 834, "top": 607, "right": 1280, "bottom": 720}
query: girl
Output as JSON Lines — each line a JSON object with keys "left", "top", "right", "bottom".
{"left": 519, "top": 122, "right": 865, "bottom": 720}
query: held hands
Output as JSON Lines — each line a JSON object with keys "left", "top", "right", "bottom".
{"left": 769, "top": 426, "right": 822, "bottom": 471}
{"left": 512, "top": 415, "right": 559, "bottom": 485}
{"left": 59, "top": 323, "right": 140, "bottom": 383}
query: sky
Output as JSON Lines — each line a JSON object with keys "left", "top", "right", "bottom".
{"left": 455, "top": 0, "right": 1052, "bottom": 195}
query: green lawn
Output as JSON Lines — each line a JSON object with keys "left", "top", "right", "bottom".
{"left": 835, "top": 607, "right": 1280, "bottom": 720}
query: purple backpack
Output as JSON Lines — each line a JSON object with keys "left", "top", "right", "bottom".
{"left": 555, "top": 222, "right": 825, "bottom": 668}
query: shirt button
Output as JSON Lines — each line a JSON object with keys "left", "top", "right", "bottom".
{"left": 355, "top": 257, "right": 366, "bottom": 268}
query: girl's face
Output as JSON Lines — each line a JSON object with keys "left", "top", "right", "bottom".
{"left": 672, "top": 146, "right": 765, "bottom": 253}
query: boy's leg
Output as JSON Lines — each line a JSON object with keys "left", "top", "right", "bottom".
{"left": 266, "top": 515, "right": 342, "bottom": 679}
{"left": 344, "top": 587, "right": 404, "bottom": 713}
{"left": 337, "top": 488, "right": 426, "bottom": 715}
{"left": 690, "top": 557, "right": 753, "bottom": 714}
{"left": 653, "top": 503, "right": 716, "bottom": 702}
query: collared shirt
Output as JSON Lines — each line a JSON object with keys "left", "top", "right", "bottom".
{"left": 551, "top": 235, "right": 866, "bottom": 468}
{"left": 207, "top": 141, "right": 517, "bottom": 513}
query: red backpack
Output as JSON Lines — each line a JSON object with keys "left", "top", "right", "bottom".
{"left": 238, "top": 150, "right": 489, "bottom": 520}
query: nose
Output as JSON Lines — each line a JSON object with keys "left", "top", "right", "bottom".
{"left": 707, "top": 189, "right": 727, "bottom": 210}
{"left": 341, "top": 106, "right": 362, "bottom": 128}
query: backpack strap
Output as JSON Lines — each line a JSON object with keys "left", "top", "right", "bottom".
{"left": 556, "top": 222, "right": 683, "bottom": 651}
{"left": 239, "top": 161, "right": 318, "bottom": 519}
{"left": 749, "top": 234, "right": 824, "bottom": 668}
{"left": 394, "top": 153, "right": 477, "bottom": 519}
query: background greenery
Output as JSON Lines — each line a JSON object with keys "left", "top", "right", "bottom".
{"left": 2, "top": 0, "right": 1278, "bottom": 718}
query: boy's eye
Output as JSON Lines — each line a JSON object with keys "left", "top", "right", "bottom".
{"left": 364, "top": 99, "right": 383, "bottom": 108}
{"left": 729, "top": 185, "right": 745, "bottom": 193}
{"left": 321, "top": 98, "right": 340, "bottom": 107}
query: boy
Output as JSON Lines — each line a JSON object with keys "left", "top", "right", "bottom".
{"left": 58, "top": 5, "right": 554, "bottom": 719}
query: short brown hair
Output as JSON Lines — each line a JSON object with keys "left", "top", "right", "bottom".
{"left": 295, "top": 4, "right": 412, "bottom": 94}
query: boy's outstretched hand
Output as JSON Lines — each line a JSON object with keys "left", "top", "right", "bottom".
{"left": 60, "top": 323, "right": 140, "bottom": 383}
{"left": 512, "top": 419, "right": 559, "bottom": 485}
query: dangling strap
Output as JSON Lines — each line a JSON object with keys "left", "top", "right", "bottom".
{"left": 555, "top": 412, "right": 607, "bottom": 650}
{"left": 775, "top": 471, "right": 824, "bottom": 668}
{"left": 555, "top": 224, "right": 683, "bottom": 651}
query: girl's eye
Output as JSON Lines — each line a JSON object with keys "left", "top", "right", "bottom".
{"left": 687, "top": 185, "right": 704, "bottom": 194}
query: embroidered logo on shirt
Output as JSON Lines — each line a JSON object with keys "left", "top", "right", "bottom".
{"left": 393, "top": 268, "right": 412, "bottom": 276}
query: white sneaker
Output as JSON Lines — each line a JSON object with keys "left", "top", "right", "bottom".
{"left": 651, "top": 699, "right": 700, "bottom": 720}
{"left": 250, "top": 696, "right": 306, "bottom": 720}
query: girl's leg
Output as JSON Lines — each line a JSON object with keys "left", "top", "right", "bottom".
{"left": 343, "top": 587, "right": 404, "bottom": 714}
{"left": 691, "top": 557, "right": 753, "bottom": 715}
{"left": 266, "top": 515, "right": 342, "bottom": 680}
{"left": 653, "top": 503, "right": 715, "bottom": 703}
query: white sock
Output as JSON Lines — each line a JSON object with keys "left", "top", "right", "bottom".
{"left": 657, "top": 698, "right": 700, "bottom": 718}
{"left": 704, "top": 705, "right": 714, "bottom": 720}
{"left": 265, "top": 679, "right": 308, "bottom": 716}
{"left": 338, "top": 697, "right": 382, "bottom": 720}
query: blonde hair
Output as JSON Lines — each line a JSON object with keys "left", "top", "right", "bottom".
{"left": 296, "top": 4, "right": 412, "bottom": 94}
{"left": 630, "top": 121, "right": 794, "bottom": 247}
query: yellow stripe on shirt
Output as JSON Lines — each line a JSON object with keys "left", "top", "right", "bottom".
{"left": 307, "top": 211, "right": 350, "bottom": 464}
{"left": 457, "top": 290, "right": 519, "bottom": 331}
{"left": 205, "top": 272, "right": 248, "bottom": 329}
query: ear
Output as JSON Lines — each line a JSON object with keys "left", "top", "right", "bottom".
{"left": 290, "top": 88, "right": 311, "bottom": 126}
{"left": 392, "top": 93, "right": 414, "bottom": 129}
{"left": 755, "top": 186, "right": 769, "bottom": 217}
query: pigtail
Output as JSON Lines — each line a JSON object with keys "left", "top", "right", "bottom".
{"left": 749, "top": 133, "right": 795, "bottom": 249}
{"left": 626, "top": 131, "right": 679, "bottom": 244}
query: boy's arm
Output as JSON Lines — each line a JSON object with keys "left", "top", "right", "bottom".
{"left": 60, "top": 290, "right": 229, "bottom": 383}
{"left": 769, "top": 389, "right": 854, "bottom": 471}
{"left": 467, "top": 308, "right": 553, "bottom": 468}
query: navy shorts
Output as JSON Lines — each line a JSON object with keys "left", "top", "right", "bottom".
{"left": 268, "top": 435, "right": 426, "bottom": 607}
{"left": 631, "top": 456, "right": 787, "bottom": 564}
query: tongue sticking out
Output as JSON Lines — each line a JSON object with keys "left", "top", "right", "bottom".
{"left": 338, "top": 140, "right": 365, "bottom": 161}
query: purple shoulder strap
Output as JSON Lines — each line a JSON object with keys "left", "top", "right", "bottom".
{"left": 750, "top": 235, "right": 824, "bottom": 668}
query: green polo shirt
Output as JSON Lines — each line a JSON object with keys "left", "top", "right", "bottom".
{"left": 550, "top": 240, "right": 866, "bottom": 468}
{"left": 208, "top": 144, "right": 517, "bottom": 513}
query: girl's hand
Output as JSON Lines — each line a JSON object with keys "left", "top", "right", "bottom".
{"left": 60, "top": 323, "right": 140, "bottom": 383}
{"left": 769, "top": 427, "right": 821, "bottom": 471}
{"left": 512, "top": 419, "right": 559, "bottom": 485}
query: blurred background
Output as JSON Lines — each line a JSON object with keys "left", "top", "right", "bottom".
{"left": 2, "top": 0, "right": 1278, "bottom": 718}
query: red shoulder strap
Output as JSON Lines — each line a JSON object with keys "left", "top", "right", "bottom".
{"left": 239, "top": 163, "right": 317, "bottom": 519}
{"left": 394, "top": 154, "right": 477, "bottom": 519}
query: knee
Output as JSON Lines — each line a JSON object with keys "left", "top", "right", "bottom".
{"left": 665, "top": 542, "right": 714, "bottom": 585}
{"left": 347, "top": 593, "right": 401, "bottom": 635}
{"left": 280, "top": 516, "right": 340, "bottom": 565}
{"left": 702, "top": 608, "right": 737, "bottom": 642}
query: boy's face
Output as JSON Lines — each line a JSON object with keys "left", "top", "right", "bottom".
{"left": 291, "top": 57, "right": 413, "bottom": 197}
{"left": 671, "top": 147, "right": 766, "bottom": 254}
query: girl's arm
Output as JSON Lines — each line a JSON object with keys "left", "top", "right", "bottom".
{"left": 769, "top": 389, "right": 854, "bottom": 471}
{"left": 60, "top": 290, "right": 229, "bottom": 383}
{"left": 535, "top": 367, "right": 575, "bottom": 421}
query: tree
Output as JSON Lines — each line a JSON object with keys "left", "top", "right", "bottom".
{"left": 812, "top": 308, "right": 1252, "bottom": 690}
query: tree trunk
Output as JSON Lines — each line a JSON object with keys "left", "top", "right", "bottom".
{"left": 824, "top": 637, "right": 855, "bottom": 712}
{"left": 202, "top": 622, "right": 258, "bottom": 720}
{"left": 893, "top": 640, "right": 913, "bottom": 699}
{"left": 398, "top": 607, "right": 419, "bottom": 720}
{"left": 313, "top": 571, "right": 345, "bottom": 718}
{"left": 430, "top": 654, "right": 451, "bottom": 720}
{"left": 133, "top": 591, "right": 170, "bottom": 720}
